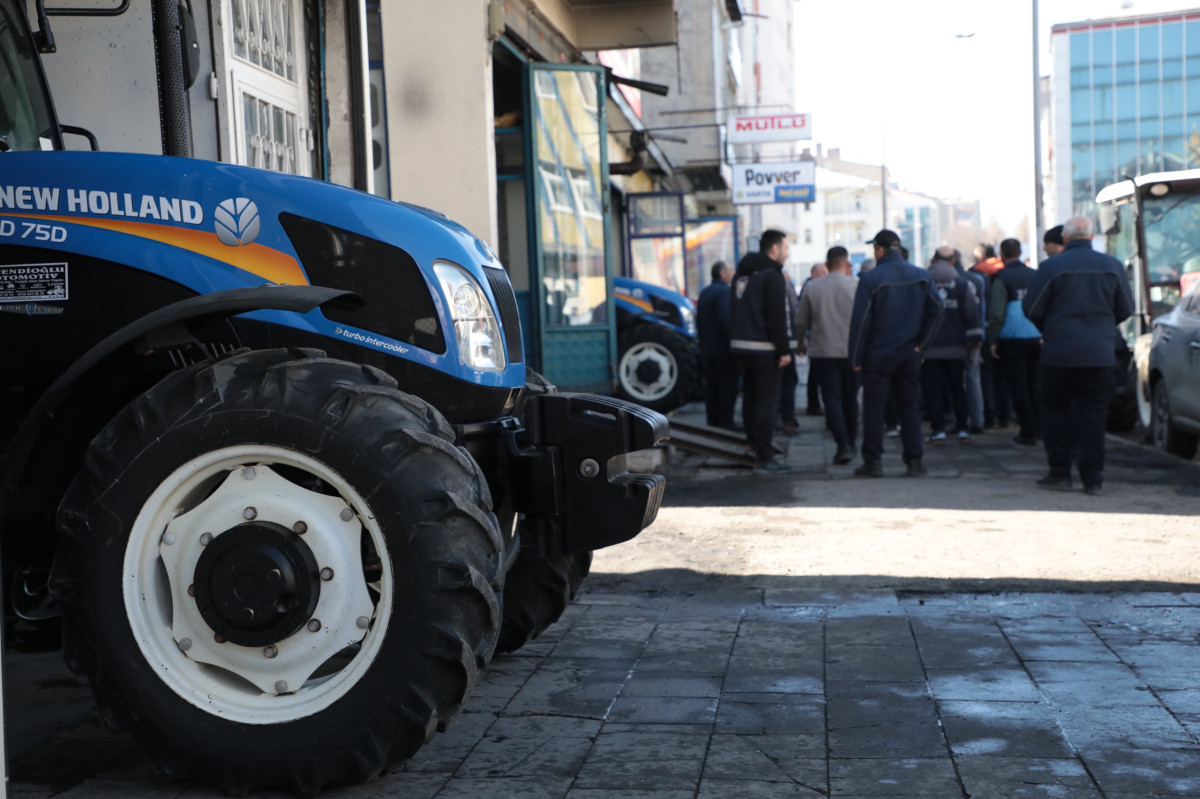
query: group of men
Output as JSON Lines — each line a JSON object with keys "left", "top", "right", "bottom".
{"left": 695, "top": 217, "right": 1134, "bottom": 495}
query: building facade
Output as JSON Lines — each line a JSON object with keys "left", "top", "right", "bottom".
{"left": 1051, "top": 9, "right": 1200, "bottom": 220}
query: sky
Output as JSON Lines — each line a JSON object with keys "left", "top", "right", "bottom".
{"left": 793, "top": 0, "right": 1195, "bottom": 233}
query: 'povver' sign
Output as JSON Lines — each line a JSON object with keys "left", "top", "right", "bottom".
{"left": 731, "top": 161, "right": 815, "bottom": 205}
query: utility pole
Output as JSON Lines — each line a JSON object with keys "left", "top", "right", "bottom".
{"left": 1033, "top": 0, "right": 1045, "bottom": 258}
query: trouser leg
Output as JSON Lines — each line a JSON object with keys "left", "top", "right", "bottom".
{"left": 841, "top": 362, "right": 859, "bottom": 448}
{"left": 1074, "top": 366, "right": 1112, "bottom": 488}
{"left": 922, "top": 360, "right": 947, "bottom": 434}
{"left": 814, "top": 358, "right": 849, "bottom": 448}
{"left": 893, "top": 352, "right": 924, "bottom": 463}
{"left": 945, "top": 359, "right": 968, "bottom": 432}
{"left": 860, "top": 370, "right": 888, "bottom": 463}
{"left": 1040, "top": 365, "right": 1073, "bottom": 478}
{"left": 965, "top": 348, "right": 983, "bottom": 430}
{"left": 778, "top": 358, "right": 798, "bottom": 425}
{"left": 999, "top": 339, "right": 1039, "bottom": 439}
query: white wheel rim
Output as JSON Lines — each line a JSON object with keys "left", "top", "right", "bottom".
{"left": 123, "top": 444, "right": 391, "bottom": 725}
{"left": 619, "top": 340, "right": 678, "bottom": 402}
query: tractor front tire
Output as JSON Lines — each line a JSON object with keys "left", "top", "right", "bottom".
{"left": 54, "top": 348, "right": 503, "bottom": 796}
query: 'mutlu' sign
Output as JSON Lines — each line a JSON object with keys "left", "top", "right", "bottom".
{"left": 727, "top": 113, "right": 812, "bottom": 144}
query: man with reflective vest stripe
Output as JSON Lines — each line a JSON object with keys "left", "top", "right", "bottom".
{"left": 729, "top": 229, "right": 797, "bottom": 472}
{"left": 987, "top": 238, "right": 1043, "bottom": 446}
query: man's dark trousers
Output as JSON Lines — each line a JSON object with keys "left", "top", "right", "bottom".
{"left": 921, "top": 358, "right": 967, "bottom": 434}
{"left": 998, "top": 339, "right": 1041, "bottom": 440}
{"left": 811, "top": 357, "right": 858, "bottom": 449}
{"left": 739, "top": 353, "right": 783, "bottom": 463}
{"left": 1041, "top": 365, "right": 1112, "bottom": 488}
{"left": 704, "top": 356, "right": 739, "bottom": 427}
{"left": 861, "top": 351, "right": 923, "bottom": 464}
{"left": 778, "top": 357, "right": 798, "bottom": 425}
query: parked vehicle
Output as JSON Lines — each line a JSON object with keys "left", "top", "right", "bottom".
{"left": 612, "top": 275, "right": 701, "bottom": 413}
{"left": 1097, "top": 170, "right": 1200, "bottom": 431}
{"left": 0, "top": 4, "right": 666, "bottom": 793}
{"left": 1147, "top": 281, "right": 1200, "bottom": 459}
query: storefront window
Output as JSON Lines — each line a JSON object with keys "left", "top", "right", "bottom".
{"left": 530, "top": 66, "right": 607, "bottom": 328}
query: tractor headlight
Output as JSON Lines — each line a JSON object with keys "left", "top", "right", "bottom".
{"left": 433, "top": 261, "right": 506, "bottom": 372}
{"left": 680, "top": 303, "right": 697, "bottom": 336}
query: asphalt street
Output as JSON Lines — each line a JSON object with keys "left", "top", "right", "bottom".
{"left": 5, "top": 388, "right": 1200, "bottom": 798}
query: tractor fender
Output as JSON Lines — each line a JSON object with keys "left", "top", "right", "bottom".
{"left": 1, "top": 285, "right": 361, "bottom": 514}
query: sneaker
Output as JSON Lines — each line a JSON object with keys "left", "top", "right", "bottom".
{"left": 885, "top": 427, "right": 899, "bottom": 439}
{"left": 925, "top": 431, "right": 947, "bottom": 443}
{"left": 755, "top": 458, "right": 792, "bottom": 473}
{"left": 1083, "top": 484, "right": 1103, "bottom": 496}
{"left": 1013, "top": 434, "right": 1038, "bottom": 446}
{"left": 832, "top": 446, "right": 854, "bottom": 465}
{"left": 1036, "top": 474, "right": 1073, "bottom": 491}
{"left": 957, "top": 430, "right": 973, "bottom": 442}
{"left": 854, "top": 460, "right": 883, "bottom": 478}
{"left": 904, "top": 459, "right": 928, "bottom": 477}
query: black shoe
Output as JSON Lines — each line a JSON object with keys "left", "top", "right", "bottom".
{"left": 781, "top": 421, "right": 800, "bottom": 436}
{"left": 854, "top": 460, "right": 883, "bottom": 478}
{"left": 904, "top": 459, "right": 928, "bottom": 477}
{"left": 756, "top": 457, "right": 792, "bottom": 473}
{"left": 833, "top": 446, "right": 854, "bottom": 465}
{"left": 1083, "top": 484, "right": 1103, "bottom": 496}
{"left": 1036, "top": 474, "right": 1073, "bottom": 491}
{"left": 1013, "top": 434, "right": 1038, "bottom": 446}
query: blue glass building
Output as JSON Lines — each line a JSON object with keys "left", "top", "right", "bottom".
{"left": 1051, "top": 10, "right": 1200, "bottom": 220}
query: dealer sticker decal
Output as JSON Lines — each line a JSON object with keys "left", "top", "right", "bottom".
{"left": 0, "top": 263, "right": 68, "bottom": 303}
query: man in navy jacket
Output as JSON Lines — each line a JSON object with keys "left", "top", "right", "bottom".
{"left": 697, "top": 261, "right": 737, "bottom": 428}
{"left": 848, "top": 229, "right": 943, "bottom": 477}
{"left": 1023, "top": 216, "right": 1134, "bottom": 495}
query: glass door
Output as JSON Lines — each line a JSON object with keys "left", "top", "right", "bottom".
{"left": 527, "top": 62, "right": 613, "bottom": 392}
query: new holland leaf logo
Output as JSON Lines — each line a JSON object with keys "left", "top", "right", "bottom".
{"left": 215, "top": 198, "right": 261, "bottom": 247}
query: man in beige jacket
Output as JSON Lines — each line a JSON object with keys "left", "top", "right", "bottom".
{"left": 795, "top": 246, "right": 860, "bottom": 464}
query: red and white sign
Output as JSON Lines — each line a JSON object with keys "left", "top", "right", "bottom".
{"left": 727, "top": 112, "right": 812, "bottom": 144}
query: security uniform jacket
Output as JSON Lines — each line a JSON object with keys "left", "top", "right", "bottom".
{"left": 848, "top": 250, "right": 943, "bottom": 372}
{"left": 925, "top": 260, "right": 982, "bottom": 360}
{"left": 696, "top": 280, "right": 732, "bottom": 359}
{"left": 1021, "top": 239, "right": 1134, "bottom": 368}
{"left": 729, "top": 252, "right": 796, "bottom": 358}
{"left": 987, "top": 260, "right": 1041, "bottom": 345}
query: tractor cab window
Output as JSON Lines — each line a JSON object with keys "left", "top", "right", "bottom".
{"left": 1142, "top": 190, "right": 1200, "bottom": 318}
{"left": 0, "top": 0, "right": 60, "bottom": 152}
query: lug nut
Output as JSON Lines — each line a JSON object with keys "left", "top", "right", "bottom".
{"left": 307, "top": 619, "right": 321, "bottom": 632}
{"left": 264, "top": 645, "right": 278, "bottom": 659}
{"left": 161, "top": 532, "right": 176, "bottom": 545}
{"left": 199, "top": 532, "right": 214, "bottom": 546}
{"left": 274, "top": 680, "right": 288, "bottom": 693}
{"left": 320, "top": 567, "right": 334, "bottom": 581}
{"left": 579, "top": 458, "right": 600, "bottom": 478}
{"left": 339, "top": 508, "right": 354, "bottom": 522}
{"left": 214, "top": 633, "right": 226, "bottom": 644}
{"left": 241, "top": 466, "right": 257, "bottom": 480}
{"left": 356, "top": 616, "right": 370, "bottom": 629}
{"left": 187, "top": 584, "right": 196, "bottom": 597}
{"left": 177, "top": 638, "right": 192, "bottom": 652}
{"left": 293, "top": 521, "right": 308, "bottom": 535}
{"left": 243, "top": 507, "right": 257, "bottom": 520}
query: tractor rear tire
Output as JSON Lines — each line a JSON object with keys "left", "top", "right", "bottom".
{"left": 54, "top": 348, "right": 503, "bottom": 796}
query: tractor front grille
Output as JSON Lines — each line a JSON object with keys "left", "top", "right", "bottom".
{"left": 485, "top": 267, "right": 524, "bottom": 365}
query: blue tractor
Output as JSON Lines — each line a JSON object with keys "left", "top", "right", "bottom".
{"left": 0, "top": 4, "right": 666, "bottom": 793}
{"left": 612, "top": 275, "right": 702, "bottom": 413}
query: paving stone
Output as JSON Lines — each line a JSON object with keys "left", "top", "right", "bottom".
{"left": 620, "top": 674, "right": 724, "bottom": 698}
{"left": 938, "top": 700, "right": 1073, "bottom": 758}
{"left": 566, "top": 791, "right": 694, "bottom": 799}
{"left": 1057, "top": 704, "right": 1196, "bottom": 750}
{"left": 702, "top": 735, "right": 827, "bottom": 780}
{"left": 827, "top": 682, "right": 945, "bottom": 759}
{"left": 715, "top": 693, "right": 824, "bottom": 735}
{"left": 826, "top": 645, "right": 926, "bottom": 682}
{"left": 926, "top": 667, "right": 1042, "bottom": 702}
{"left": 1007, "top": 633, "right": 1121, "bottom": 664}
{"left": 573, "top": 731, "right": 708, "bottom": 791}
{"left": 504, "top": 658, "right": 635, "bottom": 719}
{"left": 1084, "top": 747, "right": 1200, "bottom": 794}
{"left": 697, "top": 777, "right": 825, "bottom": 798}
{"left": 1025, "top": 661, "right": 1154, "bottom": 707}
{"left": 828, "top": 758, "right": 961, "bottom": 796}
{"left": 954, "top": 756, "right": 1101, "bottom": 798}
{"left": 455, "top": 715, "right": 601, "bottom": 778}
{"left": 606, "top": 695, "right": 719, "bottom": 724}
{"left": 824, "top": 616, "right": 914, "bottom": 648}
{"left": 401, "top": 712, "right": 497, "bottom": 774}
{"left": 723, "top": 663, "right": 824, "bottom": 695}
{"left": 432, "top": 776, "right": 573, "bottom": 798}
{"left": 909, "top": 619, "right": 1015, "bottom": 670}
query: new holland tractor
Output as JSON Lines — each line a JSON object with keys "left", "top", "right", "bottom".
{"left": 0, "top": 2, "right": 666, "bottom": 794}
